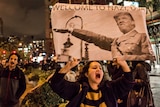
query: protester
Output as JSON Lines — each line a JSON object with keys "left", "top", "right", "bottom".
{"left": 49, "top": 57, "right": 134, "bottom": 107}
{"left": 1, "top": 58, "right": 7, "bottom": 68}
{"left": 0, "top": 53, "right": 26, "bottom": 107}
{"left": 41, "top": 57, "right": 49, "bottom": 72}
{"left": 0, "top": 58, "right": 7, "bottom": 75}
{"left": 127, "top": 61, "right": 155, "bottom": 107}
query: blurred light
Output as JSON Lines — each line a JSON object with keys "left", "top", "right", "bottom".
{"left": 123, "top": 1, "right": 139, "bottom": 7}
{"left": 117, "top": 0, "right": 123, "bottom": 4}
{"left": 49, "top": 5, "right": 53, "bottom": 9}
{"left": 2, "top": 50, "right": 6, "bottom": 54}
{"left": 18, "top": 48, "right": 23, "bottom": 51}
{"left": 19, "top": 42, "right": 22, "bottom": 46}
{"left": 29, "top": 43, "right": 33, "bottom": 46}
{"left": 24, "top": 48, "right": 28, "bottom": 52}
{"left": 109, "top": 2, "right": 113, "bottom": 6}
{"left": 12, "top": 50, "right": 16, "bottom": 53}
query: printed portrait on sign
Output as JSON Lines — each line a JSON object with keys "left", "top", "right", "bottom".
{"left": 51, "top": 3, "right": 155, "bottom": 61}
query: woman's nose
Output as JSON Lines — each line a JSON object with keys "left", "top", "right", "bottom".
{"left": 96, "top": 68, "right": 102, "bottom": 71}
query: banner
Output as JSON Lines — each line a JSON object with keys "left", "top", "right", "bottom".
{"left": 51, "top": 3, "right": 155, "bottom": 61}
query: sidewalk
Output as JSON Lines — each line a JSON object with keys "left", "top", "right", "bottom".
{"left": 150, "top": 76, "right": 160, "bottom": 107}
{"left": 149, "top": 64, "right": 160, "bottom": 76}
{"left": 149, "top": 64, "right": 160, "bottom": 107}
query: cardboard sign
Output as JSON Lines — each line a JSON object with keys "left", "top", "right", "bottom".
{"left": 51, "top": 3, "right": 155, "bottom": 61}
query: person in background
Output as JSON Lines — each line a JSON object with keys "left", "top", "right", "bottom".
{"left": 0, "top": 58, "right": 7, "bottom": 75}
{"left": 0, "top": 53, "right": 26, "bottom": 107}
{"left": 1, "top": 58, "right": 7, "bottom": 68}
{"left": 127, "top": 61, "right": 155, "bottom": 107}
{"left": 49, "top": 57, "right": 134, "bottom": 107}
{"left": 41, "top": 57, "right": 49, "bottom": 72}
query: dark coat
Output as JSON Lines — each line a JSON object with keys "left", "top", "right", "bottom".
{"left": 49, "top": 71, "right": 134, "bottom": 107}
{"left": 127, "top": 62, "right": 155, "bottom": 107}
{"left": 0, "top": 66, "right": 26, "bottom": 107}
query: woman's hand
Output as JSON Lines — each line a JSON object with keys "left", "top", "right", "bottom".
{"left": 59, "top": 58, "right": 80, "bottom": 74}
{"left": 113, "top": 57, "right": 131, "bottom": 72}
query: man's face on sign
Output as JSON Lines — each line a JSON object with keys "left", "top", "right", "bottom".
{"left": 115, "top": 14, "right": 135, "bottom": 34}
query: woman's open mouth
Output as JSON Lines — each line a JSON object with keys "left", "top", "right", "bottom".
{"left": 96, "top": 73, "right": 101, "bottom": 79}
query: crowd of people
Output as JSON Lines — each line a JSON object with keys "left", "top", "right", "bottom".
{"left": 50, "top": 11, "right": 155, "bottom": 107}
{"left": 0, "top": 52, "right": 60, "bottom": 107}
{"left": 48, "top": 58, "right": 155, "bottom": 107}
{"left": 0, "top": 8, "right": 156, "bottom": 107}
{"left": 0, "top": 52, "right": 155, "bottom": 107}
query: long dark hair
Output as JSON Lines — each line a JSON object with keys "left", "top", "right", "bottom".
{"left": 77, "top": 61, "right": 105, "bottom": 87}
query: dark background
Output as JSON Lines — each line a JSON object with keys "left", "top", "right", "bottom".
{"left": 0, "top": 0, "right": 45, "bottom": 39}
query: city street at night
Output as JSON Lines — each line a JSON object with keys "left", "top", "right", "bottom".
{"left": 0, "top": 0, "right": 160, "bottom": 107}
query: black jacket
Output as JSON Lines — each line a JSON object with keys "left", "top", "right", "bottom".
{"left": 0, "top": 66, "right": 26, "bottom": 106}
{"left": 49, "top": 71, "right": 134, "bottom": 107}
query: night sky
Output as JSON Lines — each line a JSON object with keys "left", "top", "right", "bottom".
{"left": 0, "top": 0, "right": 45, "bottom": 39}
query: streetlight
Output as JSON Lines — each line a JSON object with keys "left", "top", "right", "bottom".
{"left": 64, "top": 15, "right": 84, "bottom": 60}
